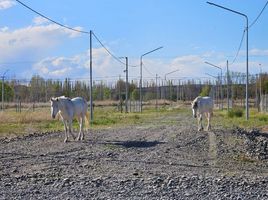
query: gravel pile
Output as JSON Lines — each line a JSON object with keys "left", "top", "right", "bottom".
{"left": 233, "top": 128, "right": 268, "bottom": 160}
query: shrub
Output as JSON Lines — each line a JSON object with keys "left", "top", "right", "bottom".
{"left": 200, "top": 85, "right": 210, "bottom": 97}
{"left": 227, "top": 108, "right": 243, "bottom": 118}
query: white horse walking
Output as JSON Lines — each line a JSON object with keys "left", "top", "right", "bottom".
{"left": 191, "top": 96, "right": 213, "bottom": 131}
{"left": 50, "top": 96, "right": 88, "bottom": 142}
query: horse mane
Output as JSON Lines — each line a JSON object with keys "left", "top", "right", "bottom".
{"left": 58, "top": 96, "right": 71, "bottom": 101}
{"left": 193, "top": 96, "right": 202, "bottom": 103}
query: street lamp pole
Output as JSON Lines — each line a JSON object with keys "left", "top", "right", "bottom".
{"left": 207, "top": 1, "right": 249, "bottom": 120}
{"left": 259, "top": 63, "right": 262, "bottom": 111}
{"left": 205, "top": 73, "right": 220, "bottom": 106}
{"left": 89, "top": 30, "right": 93, "bottom": 124}
{"left": 140, "top": 46, "right": 163, "bottom": 112}
{"left": 226, "top": 60, "right": 230, "bottom": 112}
{"left": 205, "top": 61, "right": 223, "bottom": 110}
{"left": 164, "top": 69, "right": 180, "bottom": 102}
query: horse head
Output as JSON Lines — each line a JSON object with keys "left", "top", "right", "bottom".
{"left": 50, "top": 97, "right": 59, "bottom": 119}
{"left": 191, "top": 101, "right": 198, "bottom": 118}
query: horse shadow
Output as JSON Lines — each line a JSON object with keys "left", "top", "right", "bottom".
{"left": 86, "top": 139, "right": 165, "bottom": 149}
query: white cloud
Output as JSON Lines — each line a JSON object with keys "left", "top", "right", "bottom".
{"left": 0, "top": 26, "right": 9, "bottom": 32}
{"left": 33, "top": 56, "right": 83, "bottom": 77}
{"left": 29, "top": 49, "right": 268, "bottom": 81}
{"left": 249, "top": 48, "right": 268, "bottom": 56}
{"left": 32, "top": 47, "right": 128, "bottom": 79}
{"left": 0, "top": 21, "right": 82, "bottom": 62}
{"left": 33, "top": 16, "right": 49, "bottom": 25}
{"left": 0, "top": 0, "right": 15, "bottom": 10}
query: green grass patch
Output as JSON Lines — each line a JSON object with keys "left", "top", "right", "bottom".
{"left": 0, "top": 105, "right": 187, "bottom": 137}
{"left": 2, "top": 104, "right": 268, "bottom": 137}
{"left": 214, "top": 108, "right": 268, "bottom": 130}
{"left": 227, "top": 108, "right": 243, "bottom": 118}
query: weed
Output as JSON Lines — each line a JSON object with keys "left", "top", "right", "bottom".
{"left": 234, "top": 154, "right": 256, "bottom": 163}
{"left": 227, "top": 108, "right": 243, "bottom": 118}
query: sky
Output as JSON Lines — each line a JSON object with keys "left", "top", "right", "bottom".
{"left": 0, "top": 0, "right": 268, "bottom": 83}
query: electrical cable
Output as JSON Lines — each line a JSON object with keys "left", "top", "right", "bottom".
{"left": 15, "top": 0, "right": 90, "bottom": 34}
{"left": 230, "top": 1, "right": 267, "bottom": 65}
{"left": 248, "top": 0, "right": 268, "bottom": 29}
{"left": 230, "top": 29, "right": 245, "bottom": 66}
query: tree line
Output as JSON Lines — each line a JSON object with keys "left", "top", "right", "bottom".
{"left": 1, "top": 73, "right": 268, "bottom": 103}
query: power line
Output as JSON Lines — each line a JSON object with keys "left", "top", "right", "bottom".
{"left": 15, "top": 1, "right": 139, "bottom": 69}
{"left": 142, "top": 63, "right": 155, "bottom": 77}
{"left": 248, "top": 0, "right": 268, "bottom": 29}
{"left": 230, "top": 1, "right": 267, "bottom": 66}
{"left": 15, "top": 0, "right": 90, "bottom": 34}
{"left": 230, "top": 29, "right": 245, "bottom": 65}
{"left": 91, "top": 32, "right": 139, "bottom": 68}
{"left": 91, "top": 32, "right": 126, "bottom": 66}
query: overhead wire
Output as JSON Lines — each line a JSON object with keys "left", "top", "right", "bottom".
{"left": 142, "top": 63, "right": 155, "bottom": 77}
{"left": 15, "top": 0, "right": 90, "bottom": 34}
{"left": 229, "top": 29, "right": 245, "bottom": 66}
{"left": 91, "top": 32, "right": 126, "bottom": 66}
{"left": 230, "top": 1, "right": 268, "bottom": 66}
{"left": 248, "top": 0, "right": 268, "bottom": 29}
{"left": 92, "top": 32, "right": 140, "bottom": 68}
{"left": 15, "top": 0, "right": 139, "bottom": 68}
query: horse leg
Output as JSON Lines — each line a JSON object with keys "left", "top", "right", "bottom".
{"left": 198, "top": 114, "right": 203, "bottom": 131}
{"left": 207, "top": 113, "right": 211, "bottom": 131}
{"left": 76, "top": 117, "right": 82, "bottom": 141}
{"left": 68, "top": 120, "right": 76, "bottom": 140}
{"left": 81, "top": 117, "right": 85, "bottom": 140}
{"left": 77, "top": 117, "right": 84, "bottom": 141}
{"left": 63, "top": 120, "right": 69, "bottom": 143}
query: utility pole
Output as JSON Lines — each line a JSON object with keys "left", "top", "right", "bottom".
{"left": 227, "top": 60, "right": 230, "bottom": 112}
{"left": 89, "top": 30, "right": 93, "bottom": 124}
{"left": 119, "top": 57, "right": 129, "bottom": 113}
{"left": 125, "top": 57, "right": 128, "bottom": 113}
{"left": 1, "top": 70, "right": 9, "bottom": 111}
{"left": 259, "top": 63, "right": 262, "bottom": 112}
{"left": 155, "top": 74, "right": 159, "bottom": 110}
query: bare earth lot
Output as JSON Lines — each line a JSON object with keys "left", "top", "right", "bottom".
{"left": 1, "top": 111, "right": 268, "bottom": 199}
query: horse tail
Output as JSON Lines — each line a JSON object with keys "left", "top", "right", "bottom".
{"left": 84, "top": 111, "right": 90, "bottom": 129}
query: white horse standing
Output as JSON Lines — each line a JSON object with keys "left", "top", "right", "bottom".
{"left": 191, "top": 96, "right": 213, "bottom": 131}
{"left": 50, "top": 96, "right": 88, "bottom": 142}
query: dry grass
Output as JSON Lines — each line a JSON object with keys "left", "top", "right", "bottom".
{"left": 0, "top": 107, "right": 62, "bottom": 137}
{"left": 0, "top": 108, "right": 51, "bottom": 124}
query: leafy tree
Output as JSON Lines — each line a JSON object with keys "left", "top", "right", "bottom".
{"left": 0, "top": 81, "right": 14, "bottom": 101}
{"left": 103, "top": 87, "right": 111, "bottom": 100}
{"left": 131, "top": 89, "right": 139, "bottom": 100}
{"left": 29, "top": 75, "right": 46, "bottom": 101}
{"left": 200, "top": 85, "right": 210, "bottom": 97}
{"left": 264, "top": 80, "right": 268, "bottom": 94}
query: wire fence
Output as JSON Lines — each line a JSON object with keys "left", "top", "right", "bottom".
{"left": 1, "top": 72, "right": 267, "bottom": 113}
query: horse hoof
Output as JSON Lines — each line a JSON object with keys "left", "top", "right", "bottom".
{"left": 198, "top": 128, "right": 204, "bottom": 131}
{"left": 64, "top": 139, "right": 68, "bottom": 143}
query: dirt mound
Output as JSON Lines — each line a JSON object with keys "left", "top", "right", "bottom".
{"left": 233, "top": 128, "right": 268, "bottom": 160}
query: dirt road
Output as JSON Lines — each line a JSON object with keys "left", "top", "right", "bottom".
{"left": 1, "top": 111, "right": 268, "bottom": 199}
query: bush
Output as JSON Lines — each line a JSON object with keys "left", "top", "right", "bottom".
{"left": 227, "top": 108, "right": 243, "bottom": 118}
{"left": 200, "top": 85, "right": 210, "bottom": 97}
